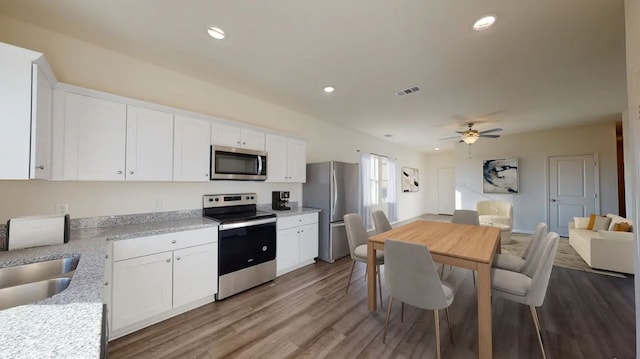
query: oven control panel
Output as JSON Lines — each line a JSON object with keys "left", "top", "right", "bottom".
{"left": 203, "top": 193, "right": 257, "bottom": 208}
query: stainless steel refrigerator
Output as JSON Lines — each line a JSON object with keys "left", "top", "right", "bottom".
{"left": 303, "top": 161, "right": 359, "bottom": 263}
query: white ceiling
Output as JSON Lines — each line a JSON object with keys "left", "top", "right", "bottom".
{"left": 0, "top": 0, "right": 627, "bottom": 153}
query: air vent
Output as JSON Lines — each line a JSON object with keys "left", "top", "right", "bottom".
{"left": 395, "top": 86, "right": 421, "bottom": 97}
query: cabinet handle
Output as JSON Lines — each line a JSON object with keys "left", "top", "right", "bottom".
{"left": 129, "top": 171, "right": 134, "bottom": 175}
{"left": 117, "top": 170, "right": 123, "bottom": 174}
{"left": 105, "top": 254, "right": 109, "bottom": 259}
{"left": 205, "top": 174, "right": 209, "bottom": 177}
{"left": 172, "top": 240, "right": 177, "bottom": 244}
{"left": 176, "top": 256, "right": 181, "bottom": 261}
{"left": 301, "top": 230, "right": 304, "bottom": 233}
{"left": 36, "top": 165, "right": 44, "bottom": 170}
{"left": 166, "top": 258, "right": 171, "bottom": 263}
{"left": 104, "top": 281, "right": 109, "bottom": 286}
{"left": 242, "top": 142, "right": 246, "bottom": 145}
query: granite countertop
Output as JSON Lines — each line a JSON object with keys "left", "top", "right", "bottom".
{"left": 263, "top": 207, "right": 322, "bottom": 218}
{"left": 0, "top": 215, "right": 219, "bottom": 359}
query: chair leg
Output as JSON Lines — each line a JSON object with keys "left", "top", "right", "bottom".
{"left": 529, "top": 306, "right": 547, "bottom": 359}
{"left": 377, "top": 265, "right": 384, "bottom": 309}
{"left": 364, "top": 264, "right": 367, "bottom": 281}
{"left": 383, "top": 296, "right": 394, "bottom": 344}
{"left": 472, "top": 271, "right": 476, "bottom": 286}
{"left": 440, "top": 264, "right": 445, "bottom": 278}
{"left": 445, "top": 308, "right": 454, "bottom": 344}
{"left": 401, "top": 302, "right": 405, "bottom": 323}
{"left": 433, "top": 309, "right": 441, "bottom": 359}
{"left": 345, "top": 260, "right": 356, "bottom": 294}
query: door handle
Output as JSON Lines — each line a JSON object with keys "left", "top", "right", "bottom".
{"left": 551, "top": 199, "right": 557, "bottom": 202}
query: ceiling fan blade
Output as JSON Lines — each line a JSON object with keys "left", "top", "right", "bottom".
{"left": 478, "top": 128, "right": 503, "bottom": 134}
{"left": 454, "top": 131, "right": 465, "bottom": 134}
{"left": 479, "top": 134, "right": 500, "bottom": 138}
{"left": 439, "top": 135, "right": 460, "bottom": 141}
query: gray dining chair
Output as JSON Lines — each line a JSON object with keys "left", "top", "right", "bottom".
{"left": 493, "top": 223, "right": 548, "bottom": 272}
{"left": 450, "top": 209, "right": 480, "bottom": 284}
{"left": 372, "top": 210, "right": 392, "bottom": 234}
{"left": 491, "top": 232, "right": 560, "bottom": 359}
{"left": 383, "top": 239, "right": 454, "bottom": 359}
{"left": 344, "top": 213, "right": 384, "bottom": 307}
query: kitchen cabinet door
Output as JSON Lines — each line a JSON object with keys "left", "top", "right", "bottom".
{"left": 173, "top": 243, "right": 218, "bottom": 308}
{"left": 265, "top": 134, "right": 288, "bottom": 182}
{"left": 211, "top": 123, "right": 241, "bottom": 148}
{"left": 298, "top": 223, "right": 319, "bottom": 262}
{"left": 174, "top": 115, "right": 211, "bottom": 181}
{"left": 125, "top": 105, "right": 174, "bottom": 181}
{"left": 276, "top": 227, "right": 299, "bottom": 273}
{"left": 111, "top": 251, "right": 173, "bottom": 330}
{"left": 240, "top": 129, "right": 266, "bottom": 151}
{"left": 64, "top": 93, "right": 127, "bottom": 180}
{"left": 30, "top": 64, "right": 53, "bottom": 179}
{"left": 0, "top": 42, "right": 55, "bottom": 180}
{"left": 287, "top": 138, "right": 307, "bottom": 183}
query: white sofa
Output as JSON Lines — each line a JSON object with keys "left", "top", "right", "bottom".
{"left": 477, "top": 200, "right": 513, "bottom": 228}
{"left": 568, "top": 214, "right": 634, "bottom": 274}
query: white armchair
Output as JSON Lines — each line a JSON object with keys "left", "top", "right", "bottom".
{"left": 476, "top": 200, "right": 513, "bottom": 229}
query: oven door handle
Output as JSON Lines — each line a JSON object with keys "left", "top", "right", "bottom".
{"left": 219, "top": 217, "right": 276, "bottom": 231}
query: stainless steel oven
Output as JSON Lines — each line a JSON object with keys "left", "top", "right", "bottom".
{"left": 203, "top": 193, "right": 276, "bottom": 300}
{"left": 210, "top": 145, "right": 267, "bottom": 181}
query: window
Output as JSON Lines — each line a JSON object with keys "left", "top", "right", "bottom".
{"left": 369, "top": 155, "right": 389, "bottom": 205}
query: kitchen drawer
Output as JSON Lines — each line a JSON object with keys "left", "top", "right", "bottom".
{"left": 113, "top": 227, "right": 218, "bottom": 261}
{"left": 277, "top": 213, "right": 318, "bottom": 230}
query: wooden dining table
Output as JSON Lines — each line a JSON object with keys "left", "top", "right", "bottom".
{"left": 367, "top": 220, "right": 501, "bottom": 359}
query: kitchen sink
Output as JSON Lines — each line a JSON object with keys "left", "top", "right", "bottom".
{"left": 0, "top": 257, "right": 79, "bottom": 289}
{"left": 0, "top": 278, "right": 72, "bottom": 310}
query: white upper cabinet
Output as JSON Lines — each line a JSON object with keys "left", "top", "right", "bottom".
{"left": 31, "top": 64, "right": 54, "bottom": 179}
{"left": 126, "top": 106, "right": 174, "bottom": 181}
{"left": 211, "top": 123, "right": 265, "bottom": 151}
{"left": 266, "top": 134, "right": 307, "bottom": 183}
{"left": 0, "top": 42, "right": 56, "bottom": 179}
{"left": 174, "top": 115, "right": 211, "bottom": 181}
{"left": 64, "top": 93, "right": 127, "bottom": 180}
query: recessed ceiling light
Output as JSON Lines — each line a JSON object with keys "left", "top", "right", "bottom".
{"left": 207, "top": 26, "right": 226, "bottom": 40}
{"left": 435, "top": 148, "right": 440, "bottom": 151}
{"left": 384, "top": 134, "right": 393, "bottom": 138}
{"left": 323, "top": 86, "right": 335, "bottom": 93}
{"left": 473, "top": 15, "right": 496, "bottom": 31}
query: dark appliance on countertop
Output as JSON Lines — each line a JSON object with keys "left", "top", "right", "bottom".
{"left": 210, "top": 145, "right": 268, "bottom": 181}
{"left": 271, "top": 191, "right": 291, "bottom": 210}
{"left": 203, "top": 193, "right": 277, "bottom": 300}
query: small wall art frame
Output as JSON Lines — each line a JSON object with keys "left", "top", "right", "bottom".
{"left": 402, "top": 167, "right": 419, "bottom": 192}
{"left": 482, "top": 158, "right": 519, "bottom": 194}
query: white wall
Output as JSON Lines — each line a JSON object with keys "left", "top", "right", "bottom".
{"left": 0, "top": 14, "right": 429, "bottom": 222}
{"left": 453, "top": 122, "right": 618, "bottom": 233}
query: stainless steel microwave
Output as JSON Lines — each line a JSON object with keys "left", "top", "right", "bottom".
{"left": 210, "top": 145, "right": 268, "bottom": 181}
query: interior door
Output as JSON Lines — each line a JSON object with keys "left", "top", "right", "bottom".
{"left": 548, "top": 155, "right": 598, "bottom": 236}
{"left": 437, "top": 167, "right": 455, "bottom": 215}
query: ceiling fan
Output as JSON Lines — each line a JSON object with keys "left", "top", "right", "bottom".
{"left": 439, "top": 123, "right": 503, "bottom": 144}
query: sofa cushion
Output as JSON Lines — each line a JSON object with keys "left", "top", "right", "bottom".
{"left": 597, "top": 230, "right": 633, "bottom": 241}
{"left": 606, "top": 214, "right": 634, "bottom": 232}
{"left": 592, "top": 216, "right": 612, "bottom": 231}
{"left": 574, "top": 217, "right": 590, "bottom": 229}
{"left": 614, "top": 222, "right": 632, "bottom": 232}
{"left": 587, "top": 213, "right": 597, "bottom": 230}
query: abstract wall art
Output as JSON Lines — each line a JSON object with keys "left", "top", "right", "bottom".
{"left": 402, "top": 167, "right": 419, "bottom": 192}
{"left": 482, "top": 158, "right": 519, "bottom": 194}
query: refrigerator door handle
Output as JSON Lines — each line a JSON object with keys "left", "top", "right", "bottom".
{"left": 331, "top": 168, "right": 337, "bottom": 221}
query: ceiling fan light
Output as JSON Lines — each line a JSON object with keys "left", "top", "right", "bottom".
{"left": 462, "top": 135, "right": 479, "bottom": 144}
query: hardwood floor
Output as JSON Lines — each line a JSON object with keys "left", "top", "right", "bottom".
{"left": 109, "top": 258, "right": 635, "bottom": 359}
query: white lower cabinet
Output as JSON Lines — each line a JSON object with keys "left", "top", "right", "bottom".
{"left": 108, "top": 227, "right": 218, "bottom": 338}
{"left": 173, "top": 243, "right": 218, "bottom": 308}
{"left": 276, "top": 213, "right": 319, "bottom": 276}
{"left": 112, "top": 252, "right": 173, "bottom": 330}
